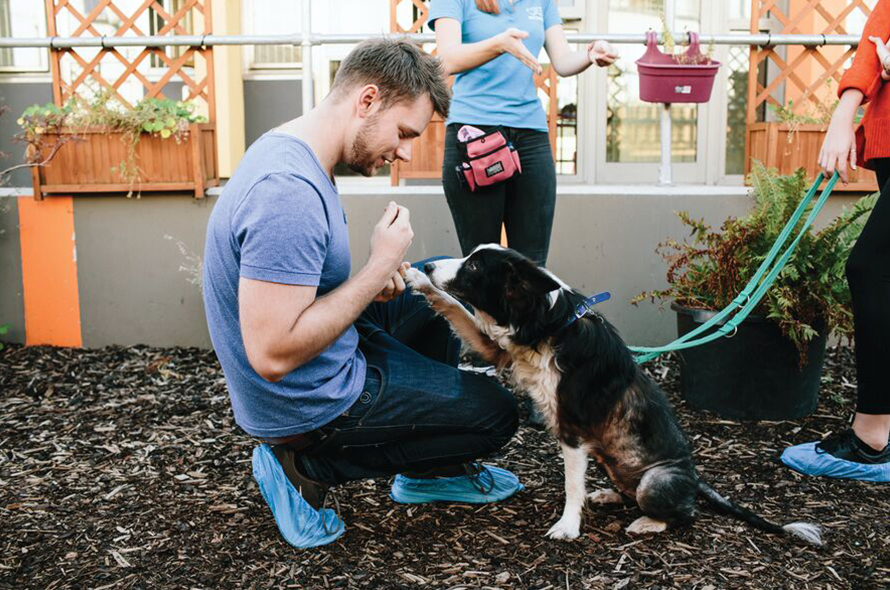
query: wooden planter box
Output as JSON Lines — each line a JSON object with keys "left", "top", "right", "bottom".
{"left": 745, "top": 122, "right": 878, "bottom": 192}
{"left": 30, "top": 123, "right": 219, "bottom": 199}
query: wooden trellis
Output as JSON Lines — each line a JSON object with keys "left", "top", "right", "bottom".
{"left": 746, "top": 0, "right": 875, "bottom": 125}
{"left": 44, "top": 0, "right": 215, "bottom": 122}
{"left": 744, "top": 0, "right": 878, "bottom": 191}
{"left": 389, "top": 0, "right": 558, "bottom": 185}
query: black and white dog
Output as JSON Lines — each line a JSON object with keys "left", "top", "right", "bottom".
{"left": 404, "top": 245, "right": 821, "bottom": 545}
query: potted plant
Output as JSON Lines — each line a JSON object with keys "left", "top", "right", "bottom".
{"left": 633, "top": 162, "right": 877, "bottom": 420}
{"left": 746, "top": 98, "right": 878, "bottom": 192}
{"left": 18, "top": 94, "right": 219, "bottom": 199}
{"left": 636, "top": 25, "right": 721, "bottom": 105}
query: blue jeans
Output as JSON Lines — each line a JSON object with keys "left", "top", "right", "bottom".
{"left": 298, "top": 260, "right": 520, "bottom": 486}
{"left": 443, "top": 123, "right": 557, "bottom": 266}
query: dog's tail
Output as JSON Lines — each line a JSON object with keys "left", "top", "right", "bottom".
{"left": 697, "top": 480, "right": 822, "bottom": 546}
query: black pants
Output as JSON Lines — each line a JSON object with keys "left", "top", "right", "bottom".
{"left": 846, "top": 158, "right": 890, "bottom": 414}
{"left": 442, "top": 123, "right": 557, "bottom": 266}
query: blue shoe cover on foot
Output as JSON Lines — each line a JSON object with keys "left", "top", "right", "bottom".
{"left": 390, "top": 464, "right": 524, "bottom": 504}
{"left": 251, "top": 444, "right": 345, "bottom": 548}
{"left": 781, "top": 442, "right": 890, "bottom": 482}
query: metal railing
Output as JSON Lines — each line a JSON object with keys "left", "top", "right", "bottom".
{"left": 0, "top": 30, "right": 863, "bottom": 185}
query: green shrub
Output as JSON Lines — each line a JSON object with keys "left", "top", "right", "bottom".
{"left": 634, "top": 161, "right": 877, "bottom": 362}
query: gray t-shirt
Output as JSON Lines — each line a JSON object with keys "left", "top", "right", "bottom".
{"left": 203, "top": 132, "right": 366, "bottom": 438}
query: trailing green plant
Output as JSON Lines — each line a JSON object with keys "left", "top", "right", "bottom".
{"left": 18, "top": 94, "right": 207, "bottom": 196}
{"left": 766, "top": 81, "right": 863, "bottom": 145}
{"left": 633, "top": 161, "right": 877, "bottom": 364}
{"left": 0, "top": 323, "right": 8, "bottom": 351}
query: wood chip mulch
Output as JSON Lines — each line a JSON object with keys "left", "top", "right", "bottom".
{"left": 1, "top": 343, "right": 888, "bottom": 590}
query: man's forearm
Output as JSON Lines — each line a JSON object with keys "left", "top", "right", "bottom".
{"left": 268, "top": 262, "right": 388, "bottom": 378}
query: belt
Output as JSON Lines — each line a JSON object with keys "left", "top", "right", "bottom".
{"left": 264, "top": 430, "right": 319, "bottom": 452}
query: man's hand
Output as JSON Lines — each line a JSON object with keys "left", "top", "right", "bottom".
{"left": 475, "top": 0, "right": 499, "bottom": 14}
{"left": 497, "top": 28, "right": 543, "bottom": 76}
{"left": 869, "top": 36, "right": 890, "bottom": 81}
{"left": 369, "top": 201, "right": 414, "bottom": 284}
{"left": 374, "top": 262, "right": 410, "bottom": 303}
{"left": 588, "top": 40, "right": 618, "bottom": 67}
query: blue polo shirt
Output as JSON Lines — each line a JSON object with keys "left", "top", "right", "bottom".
{"left": 429, "top": 0, "right": 562, "bottom": 132}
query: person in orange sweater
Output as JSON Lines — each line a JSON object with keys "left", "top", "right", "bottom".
{"left": 782, "top": 0, "right": 890, "bottom": 481}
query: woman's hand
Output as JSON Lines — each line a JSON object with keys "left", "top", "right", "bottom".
{"left": 868, "top": 35, "right": 890, "bottom": 81}
{"left": 475, "top": 0, "right": 499, "bottom": 14}
{"left": 587, "top": 40, "right": 618, "bottom": 67}
{"left": 819, "top": 88, "right": 864, "bottom": 184}
{"left": 496, "top": 28, "right": 543, "bottom": 75}
{"left": 819, "top": 121, "right": 857, "bottom": 184}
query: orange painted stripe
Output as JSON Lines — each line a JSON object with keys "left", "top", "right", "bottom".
{"left": 18, "top": 196, "right": 82, "bottom": 347}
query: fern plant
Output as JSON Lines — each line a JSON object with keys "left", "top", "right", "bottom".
{"left": 634, "top": 161, "right": 877, "bottom": 363}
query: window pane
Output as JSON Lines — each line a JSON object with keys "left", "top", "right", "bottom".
{"left": 0, "top": 0, "right": 47, "bottom": 71}
{"left": 539, "top": 29, "right": 579, "bottom": 175}
{"left": 249, "top": 0, "right": 302, "bottom": 67}
{"left": 728, "top": 0, "right": 750, "bottom": 21}
{"left": 606, "top": 0, "right": 700, "bottom": 164}
{"left": 725, "top": 46, "right": 749, "bottom": 175}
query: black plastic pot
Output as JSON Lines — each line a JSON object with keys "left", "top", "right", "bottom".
{"left": 672, "top": 302, "right": 828, "bottom": 421}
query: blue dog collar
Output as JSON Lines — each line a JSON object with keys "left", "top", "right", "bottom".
{"left": 562, "top": 292, "right": 611, "bottom": 330}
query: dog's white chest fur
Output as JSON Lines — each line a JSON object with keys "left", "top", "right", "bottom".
{"left": 476, "top": 315, "right": 561, "bottom": 432}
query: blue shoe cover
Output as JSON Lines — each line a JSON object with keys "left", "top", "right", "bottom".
{"left": 251, "top": 444, "right": 345, "bottom": 548}
{"left": 781, "top": 442, "right": 890, "bottom": 483}
{"left": 390, "top": 464, "right": 524, "bottom": 504}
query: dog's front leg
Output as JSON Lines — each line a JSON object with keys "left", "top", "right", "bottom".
{"left": 546, "top": 443, "right": 588, "bottom": 541}
{"left": 404, "top": 267, "right": 510, "bottom": 368}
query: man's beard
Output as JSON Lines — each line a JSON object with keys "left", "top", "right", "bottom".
{"left": 347, "top": 115, "right": 381, "bottom": 177}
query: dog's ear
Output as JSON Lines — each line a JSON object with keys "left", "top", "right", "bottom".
{"left": 505, "top": 257, "right": 559, "bottom": 301}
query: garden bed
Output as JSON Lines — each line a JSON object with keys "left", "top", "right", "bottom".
{"left": 0, "top": 344, "right": 887, "bottom": 589}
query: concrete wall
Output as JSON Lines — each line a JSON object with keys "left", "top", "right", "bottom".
{"left": 73, "top": 194, "right": 215, "bottom": 348}
{"left": 243, "top": 78, "right": 302, "bottom": 148}
{"left": 0, "top": 81, "right": 54, "bottom": 187}
{"left": 335, "top": 184, "right": 861, "bottom": 348}
{"left": 0, "top": 196, "right": 24, "bottom": 345}
{"left": 0, "top": 185, "right": 864, "bottom": 350}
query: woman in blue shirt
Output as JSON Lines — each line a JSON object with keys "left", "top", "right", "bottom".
{"left": 430, "top": 0, "right": 617, "bottom": 266}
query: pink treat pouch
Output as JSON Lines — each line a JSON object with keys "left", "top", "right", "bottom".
{"left": 454, "top": 125, "right": 521, "bottom": 192}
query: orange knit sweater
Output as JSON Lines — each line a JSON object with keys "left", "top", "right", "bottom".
{"left": 838, "top": 0, "right": 890, "bottom": 169}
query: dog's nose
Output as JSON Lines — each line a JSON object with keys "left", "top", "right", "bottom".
{"left": 424, "top": 262, "right": 436, "bottom": 274}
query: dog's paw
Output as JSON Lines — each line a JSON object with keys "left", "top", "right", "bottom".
{"left": 546, "top": 517, "right": 580, "bottom": 541}
{"left": 587, "top": 489, "right": 623, "bottom": 505}
{"left": 403, "top": 267, "right": 434, "bottom": 293}
{"left": 625, "top": 516, "right": 667, "bottom": 536}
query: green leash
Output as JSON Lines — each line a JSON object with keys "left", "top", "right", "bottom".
{"left": 629, "top": 171, "right": 840, "bottom": 364}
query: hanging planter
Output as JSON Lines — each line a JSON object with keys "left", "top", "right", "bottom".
{"left": 636, "top": 31, "right": 721, "bottom": 104}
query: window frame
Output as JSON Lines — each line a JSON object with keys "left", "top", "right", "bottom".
{"left": 242, "top": 0, "right": 303, "bottom": 73}
{"left": 580, "top": 0, "right": 747, "bottom": 186}
{"left": 0, "top": 0, "right": 49, "bottom": 75}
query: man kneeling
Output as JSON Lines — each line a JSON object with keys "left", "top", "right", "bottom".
{"left": 202, "top": 38, "right": 521, "bottom": 548}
